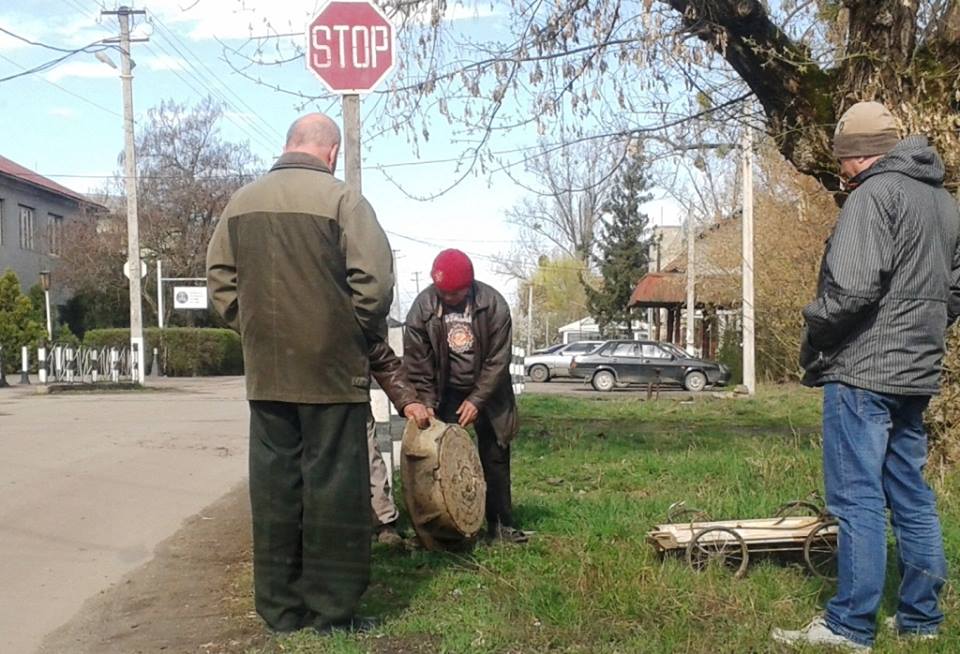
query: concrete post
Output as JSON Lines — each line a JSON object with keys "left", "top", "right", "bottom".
{"left": 110, "top": 348, "right": 120, "bottom": 383}
{"left": 19, "top": 346, "right": 30, "bottom": 384}
{"left": 38, "top": 347, "right": 47, "bottom": 384}
{"left": 65, "top": 347, "right": 75, "bottom": 384}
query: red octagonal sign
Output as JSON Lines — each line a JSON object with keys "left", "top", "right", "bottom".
{"left": 306, "top": 0, "right": 396, "bottom": 94}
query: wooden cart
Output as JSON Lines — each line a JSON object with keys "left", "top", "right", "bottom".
{"left": 646, "top": 500, "right": 838, "bottom": 579}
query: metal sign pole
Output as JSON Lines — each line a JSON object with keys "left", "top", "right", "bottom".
{"left": 157, "top": 260, "right": 164, "bottom": 329}
{"left": 343, "top": 93, "right": 361, "bottom": 193}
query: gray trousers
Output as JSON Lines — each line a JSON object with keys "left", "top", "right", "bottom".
{"left": 367, "top": 413, "right": 399, "bottom": 526}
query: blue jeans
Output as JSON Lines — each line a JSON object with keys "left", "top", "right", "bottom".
{"left": 822, "top": 383, "right": 947, "bottom": 646}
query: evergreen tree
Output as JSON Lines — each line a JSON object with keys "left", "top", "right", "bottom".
{"left": 582, "top": 151, "right": 652, "bottom": 336}
{"left": 0, "top": 271, "right": 46, "bottom": 373}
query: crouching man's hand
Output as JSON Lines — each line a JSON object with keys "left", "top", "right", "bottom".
{"left": 456, "top": 400, "right": 478, "bottom": 427}
{"left": 403, "top": 402, "right": 432, "bottom": 429}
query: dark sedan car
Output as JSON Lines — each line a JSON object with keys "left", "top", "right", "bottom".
{"left": 569, "top": 340, "right": 731, "bottom": 392}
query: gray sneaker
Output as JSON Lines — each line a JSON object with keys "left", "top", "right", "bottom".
{"left": 883, "top": 616, "right": 938, "bottom": 641}
{"left": 771, "top": 616, "right": 871, "bottom": 652}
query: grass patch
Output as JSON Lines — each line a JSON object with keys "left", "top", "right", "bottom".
{"left": 247, "top": 385, "right": 959, "bottom": 653}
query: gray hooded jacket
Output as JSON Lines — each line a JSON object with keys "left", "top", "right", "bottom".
{"left": 801, "top": 136, "right": 960, "bottom": 395}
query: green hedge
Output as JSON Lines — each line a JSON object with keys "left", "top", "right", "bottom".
{"left": 83, "top": 327, "right": 243, "bottom": 377}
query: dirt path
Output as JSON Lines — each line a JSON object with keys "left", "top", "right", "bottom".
{"left": 37, "top": 482, "right": 268, "bottom": 654}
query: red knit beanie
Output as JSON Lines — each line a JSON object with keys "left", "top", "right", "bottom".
{"left": 430, "top": 249, "right": 474, "bottom": 293}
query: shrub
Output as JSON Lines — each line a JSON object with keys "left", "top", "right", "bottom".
{"left": 927, "top": 327, "right": 960, "bottom": 474}
{"left": 82, "top": 327, "right": 243, "bottom": 376}
{"left": 716, "top": 325, "right": 743, "bottom": 386}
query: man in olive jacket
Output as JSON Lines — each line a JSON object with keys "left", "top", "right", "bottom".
{"left": 403, "top": 249, "right": 526, "bottom": 543}
{"left": 774, "top": 102, "right": 960, "bottom": 651}
{"left": 207, "top": 113, "right": 426, "bottom": 633}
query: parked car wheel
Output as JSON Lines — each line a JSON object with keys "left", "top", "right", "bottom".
{"left": 528, "top": 364, "right": 550, "bottom": 383}
{"left": 684, "top": 370, "right": 707, "bottom": 392}
{"left": 591, "top": 370, "right": 616, "bottom": 392}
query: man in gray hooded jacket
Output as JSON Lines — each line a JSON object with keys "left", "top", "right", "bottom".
{"left": 774, "top": 102, "right": 960, "bottom": 651}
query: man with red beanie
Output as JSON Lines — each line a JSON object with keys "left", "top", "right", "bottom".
{"left": 403, "top": 249, "right": 527, "bottom": 543}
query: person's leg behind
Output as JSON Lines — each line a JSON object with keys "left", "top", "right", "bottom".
{"left": 367, "top": 411, "right": 400, "bottom": 535}
{"left": 298, "top": 402, "right": 371, "bottom": 627}
{"left": 884, "top": 394, "right": 947, "bottom": 636}
{"left": 821, "top": 383, "right": 892, "bottom": 647}
{"left": 248, "top": 400, "right": 308, "bottom": 632}
{"left": 475, "top": 411, "right": 514, "bottom": 532}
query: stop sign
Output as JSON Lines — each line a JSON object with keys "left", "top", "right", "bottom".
{"left": 306, "top": 0, "right": 396, "bottom": 94}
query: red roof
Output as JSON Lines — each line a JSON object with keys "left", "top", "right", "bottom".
{"left": 0, "top": 154, "right": 90, "bottom": 205}
{"left": 628, "top": 271, "right": 686, "bottom": 307}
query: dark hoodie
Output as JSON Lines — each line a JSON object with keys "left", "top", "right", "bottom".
{"left": 801, "top": 136, "right": 960, "bottom": 394}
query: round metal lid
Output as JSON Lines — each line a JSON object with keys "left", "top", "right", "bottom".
{"left": 436, "top": 425, "right": 486, "bottom": 536}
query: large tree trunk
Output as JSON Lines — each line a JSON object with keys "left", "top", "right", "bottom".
{"left": 662, "top": 0, "right": 960, "bottom": 196}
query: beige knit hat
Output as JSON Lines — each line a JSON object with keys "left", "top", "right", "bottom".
{"left": 832, "top": 101, "right": 900, "bottom": 159}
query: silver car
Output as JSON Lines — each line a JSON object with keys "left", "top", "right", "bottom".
{"left": 524, "top": 341, "right": 604, "bottom": 382}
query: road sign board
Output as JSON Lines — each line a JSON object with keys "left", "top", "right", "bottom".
{"left": 173, "top": 286, "right": 208, "bottom": 310}
{"left": 123, "top": 260, "right": 147, "bottom": 279}
{"left": 306, "top": 0, "right": 396, "bottom": 94}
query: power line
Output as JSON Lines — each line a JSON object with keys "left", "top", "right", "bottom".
{"left": 147, "top": 14, "right": 282, "bottom": 144}
{"left": 0, "top": 52, "right": 121, "bottom": 117}
{"left": 0, "top": 36, "right": 113, "bottom": 83}
{"left": 0, "top": 25, "right": 101, "bottom": 53}
{"left": 139, "top": 39, "right": 278, "bottom": 153}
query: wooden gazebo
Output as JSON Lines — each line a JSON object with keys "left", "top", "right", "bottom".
{"left": 628, "top": 217, "right": 742, "bottom": 358}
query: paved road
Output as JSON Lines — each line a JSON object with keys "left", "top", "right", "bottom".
{"left": 523, "top": 378, "right": 734, "bottom": 400}
{"left": 0, "top": 377, "right": 250, "bottom": 654}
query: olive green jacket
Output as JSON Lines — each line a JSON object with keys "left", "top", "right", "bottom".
{"left": 206, "top": 152, "right": 394, "bottom": 404}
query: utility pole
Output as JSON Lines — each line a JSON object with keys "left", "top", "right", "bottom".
{"left": 391, "top": 248, "right": 402, "bottom": 320}
{"left": 103, "top": 5, "right": 147, "bottom": 385}
{"left": 685, "top": 211, "right": 696, "bottom": 355}
{"left": 526, "top": 283, "right": 534, "bottom": 355}
{"left": 411, "top": 271, "right": 422, "bottom": 294}
{"left": 741, "top": 125, "right": 757, "bottom": 395}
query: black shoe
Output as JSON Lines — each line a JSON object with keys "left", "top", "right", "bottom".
{"left": 485, "top": 524, "right": 531, "bottom": 544}
{"left": 313, "top": 615, "right": 380, "bottom": 635}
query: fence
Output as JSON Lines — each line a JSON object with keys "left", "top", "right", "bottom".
{"left": 2, "top": 343, "right": 139, "bottom": 386}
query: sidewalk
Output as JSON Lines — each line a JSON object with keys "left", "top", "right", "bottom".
{"left": 0, "top": 376, "right": 249, "bottom": 653}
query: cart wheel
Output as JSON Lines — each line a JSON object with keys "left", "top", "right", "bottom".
{"left": 667, "top": 501, "right": 711, "bottom": 523}
{"left": 686, "top": 526, "right": 749, "bottom": 578}
{"left": 773, "top": 500, "right": 823, "bottom": 519}
{"left": 803, "top": 520, "right": 839, "bottom": 580}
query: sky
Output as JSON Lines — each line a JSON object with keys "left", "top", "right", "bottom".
{"left": 0, "top": 0, "right": 682, "bottom": 323}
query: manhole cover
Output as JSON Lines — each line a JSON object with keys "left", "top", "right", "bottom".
{"left": 400, "top": 419, "right": 485, "bottom": 550}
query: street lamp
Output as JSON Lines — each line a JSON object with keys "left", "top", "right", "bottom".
{"left": 39, "top": 270, "right": 52, "bottom": 341}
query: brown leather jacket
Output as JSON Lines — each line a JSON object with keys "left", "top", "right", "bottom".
{"left": 403, "top": 281, "right": 518, "bottom": 446}
{"left": 369, "top": 337, "right": 418, "bottom": 412}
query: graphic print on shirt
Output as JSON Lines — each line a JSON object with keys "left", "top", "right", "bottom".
{"left": 444, "top": 311, "right": 475, "bottom": 353}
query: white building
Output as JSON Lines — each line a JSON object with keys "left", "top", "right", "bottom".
{"left": 557, "top": 316, "right": 649, "bottom": 344}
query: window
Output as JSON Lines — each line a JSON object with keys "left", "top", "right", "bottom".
{"left": 48, "top": 213, "right": 63, "bottom": 256}
{"left": 19, "top": 205, "right": 35, "bottom": 250}
{"left": 610, "top": 342, "right": 639, "bottom": 358}
{"left": 565, "top": 342, "right": 596, "bottom": 354}
{"left": 0, "top": 198, "right": 4, "bottom": 245}
{"left": 642, "top": 344, "right": 670, "bottom": 359}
